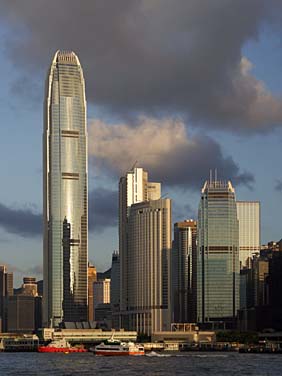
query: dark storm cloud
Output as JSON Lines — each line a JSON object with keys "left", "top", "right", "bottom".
{"left": 173, "top": 202, "right": 197, "bottom": 223}
{"left": 0, "top": 187, "right": 118, "bottom": 237}
{"left": 0, "top": 203, "right": 41, "bottom": 237}
{"left": 274, "top": 179, "right": 282, "bottom": 192}
{"left": 89, "top": 117, "right": 255, "bottom": 190}
{"left": 1, "top": 0, "right": 282, "bottom": 131}
{"left": 89, "top": 188, "right": 118, "bottom": 231}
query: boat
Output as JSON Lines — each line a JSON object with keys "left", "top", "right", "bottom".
{"left": 91, "top": 335, "right": 145, "bottom": 356}
{"left": 38, "top": 338, "right": 87, "bottom": 353}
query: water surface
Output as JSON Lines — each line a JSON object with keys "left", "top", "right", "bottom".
{"left": 0, "top": 352, "right": 281, "bottom": 375}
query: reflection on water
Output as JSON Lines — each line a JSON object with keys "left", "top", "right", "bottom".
{"left": 1, "top": 352, "right": 282, "bottom": 376}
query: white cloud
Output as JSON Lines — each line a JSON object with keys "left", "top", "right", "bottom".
{"left": 88, "top": 116, "right": 254, "bottom": 189}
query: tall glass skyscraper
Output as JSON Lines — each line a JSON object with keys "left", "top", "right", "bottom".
{"left": 43, "top": 51, "right": 88, "bottom": 327}
{"left": 197, "top": 179, "right": 239, "bottom": 325}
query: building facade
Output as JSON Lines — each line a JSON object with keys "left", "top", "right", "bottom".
{"left": 126, "top": 199, "right": 172, "bottom": 335}
{"left": 43, "top": 51, "right": 88, "bottom": 327}
{"left": 111, "top": 251, "right": 120, "bottom": 328}
{"left": 237, "top": 201, "right": 260, "bottom": 269}
{"left": 93, "top": 279, "right": 111, "bottom": 320}
{"left": 197, "top": 180, "right": 239, "bottom": 325}
{"left": 0, "top": 266, "right": 13, "bottom": 332}
{"left": 88, "top": 265, "right": 97, "bottom": 321}
{"left": 119, "top": 167, "right": 160, "bottom": 328}
{"left": 172, "top": 220, "right": 197, "bottom": 323}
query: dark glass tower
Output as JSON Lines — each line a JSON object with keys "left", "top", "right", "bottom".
{"left": 197, "top": 179, "right": 239, "bottom": 325}
{"left": 43, "top": 51, "right": 88, "bottom": 327}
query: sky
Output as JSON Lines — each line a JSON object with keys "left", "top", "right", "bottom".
{"left": 0, "top": 1, "right": 282, "bottom": 286}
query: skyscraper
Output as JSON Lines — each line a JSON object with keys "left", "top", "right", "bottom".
{"left": 0, "top": 265, "right": 13, "bottom": 332}
{"left": 197, "top": 179, "right": 239, "bottom": 325}
{"left": 111, "top": 251, "right": 120, "bottom": 328}
{"left": 237, "top": 201, "right": 260, "bottom": 269}
{"left": 127, "top": 198, "right": 172, "bottom": 334}
{"left": 172, "top": 220, "right": 197, "bottom": 323}
{"left": 88, "top": 264, "right": 97, "bottom": 322}
{"left": 119, "top": 167, "right": 160, "bottom": 328}
{"left": 43, "top": 51, "right": 88, "bottom": 327}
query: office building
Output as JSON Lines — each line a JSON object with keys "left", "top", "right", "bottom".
{"left": 197, "top": 179, "right": 239, "bottom": 325}
{"left": 7, "top": 294, "right": 42, "bottom": 333}
{"left": 43, "top": 51, "right": 88, "bottom": 327}
{"left": 126, "top": 198, "right": 172, "bottom": 334}
{"left": 93, "top": 279, "right": 111, "bottom": 310}
{"left": 172, "top": 220, "right": 197, "bottom": 323}
{"left": 111, "top": 251, "right": 120, "bottom": 328}
{"left": 16, "top": 277, "right": 38, "bottom": 297}
{"left": 0, "top": 266, "right": 13, "bottom": 332}
{"left": 119, "top": 167, "right": 161, "bottom": 328}
{"left": 37, "top": 280, "right": 43, "bottom": 297}
{"left": 237, "top": 201, "right": 260, "bottom": 268}
{"left": 88, "top": 265, "right": 97, "bottom": 321}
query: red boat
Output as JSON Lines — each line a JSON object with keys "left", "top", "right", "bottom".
{"left": 38, "top": 338, "right": 87, "bottom": 353}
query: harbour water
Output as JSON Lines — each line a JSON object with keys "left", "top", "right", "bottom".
{"left": 1, "top": 352, "right": 282, "bottom": 375}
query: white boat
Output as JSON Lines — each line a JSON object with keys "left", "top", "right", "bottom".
{"left": 91, "top": 335, "right": 144, "bottom": 356}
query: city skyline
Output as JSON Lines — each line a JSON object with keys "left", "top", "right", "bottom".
{"left": 1, "top": 2, "right": 282, "bottom": 285}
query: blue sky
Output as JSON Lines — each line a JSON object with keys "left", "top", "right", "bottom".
{"left": 1, "top": 1, "right": 282, "bottom": 286}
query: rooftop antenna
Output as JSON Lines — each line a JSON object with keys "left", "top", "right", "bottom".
{"left": 215, "top": 168, "right": 218, "bottom": 181}
{"left": 130, "top": 160, "right": 138, "bottom": 172}
{"left": 209, "top": 169, "right": 212, "bottom": 184}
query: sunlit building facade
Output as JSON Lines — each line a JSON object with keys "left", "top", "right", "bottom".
{"left": 237, "top": 201, "right": 260, "bottom": 269}
{"left": 119, "top": 167, "right": 161, "bottom": 328}
{"left": 88, "top": 265, "right": 97, "bottom": 321}
{"left": 197, "top": 180, "right": 239, "bottom": 324}
{"left": 127, "top": 199, "right": 172, "bottom": 334}
{"left": 43, "top": 51, "right": 88, "bottom": 327}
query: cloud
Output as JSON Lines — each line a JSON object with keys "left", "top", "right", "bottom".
{"left": 1, "top": 0, "right": 282, "bottom": 131}
{"left": 173, "top": 202, "right": 197, "bottom": 223}
{"left": 275, "top": 179, "right": 282, "bottom": 192}
{"left": 89, "top": 117, "right": 254, "bottom": 190}
{"left": 0, "top": 203, "right": 41, "bottom": 237}
{"left": 89, "top": 188, "right": 118, "bottom": 231}
{"left": 26, "top": 264, "right": 43, "bottom": 276}
{"left": 0, "top": 186, "right": 118, "bottom": 237}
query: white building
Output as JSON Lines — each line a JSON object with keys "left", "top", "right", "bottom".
{"left": 119, "top": 167, "right": 160, "bottom": 329}
{"left": 237, "top": 201, "right": 260, "bottom": 269}
{"left": 126, "top": 198, "right": 172, "bottom": 335}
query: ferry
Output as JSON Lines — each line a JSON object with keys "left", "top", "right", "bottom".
{"left": 92, "top": 336, "right": 145, "bottom": 356}
{"left": 38, "top": 338, "right": 87, "bottom": 353}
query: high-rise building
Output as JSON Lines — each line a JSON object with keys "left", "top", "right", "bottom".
{"left": 197, "top": 179, "right": 239, "bottom": 325}
{"left": 172, "top": 220, "right": 197, "bottom": 323}
{"left": 7, "top": 295, "right": 42, "bottom": 333}
{"left": 126, "top": 198, "right": 172, "bottom": 335}
{"left": 0, "top": 266, "right": 13, "bottom": 332}
{"left": 43, "top": 51, "right": 88, "bottom": 327}
{"left": 111, "top": 251, "right": 120, "bottom": 328}
{"left": 119, "top": 167, "right": 160, "bottom": 328}
{"left": 93, "top": 279, "right": 111, "bottom": 315}
{"left": 237, "top": 201, "right": 260, "bottom": 269}
{"left": 88, "top": 264, "right": 97, "bottom": 322}
{"left": 17, "top": 277, "right": 38, "bottom": 297}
